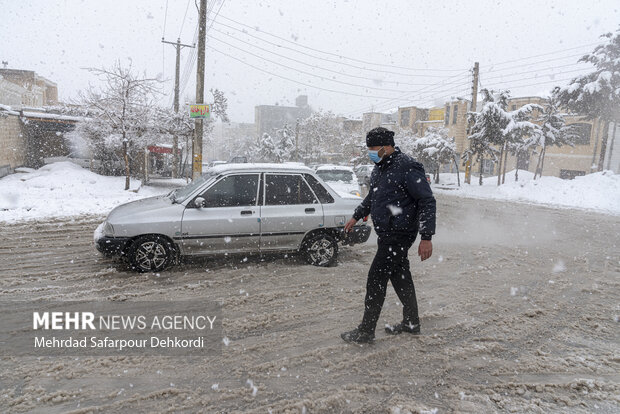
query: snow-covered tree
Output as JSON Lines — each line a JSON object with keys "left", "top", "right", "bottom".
{"left": 525, "top": 94, "right": 577, "bottom": 179}
{"left": 463, "top": 89, "right": 540, "bottom": 185}
{"left": 79, "top": 61, "right": 160, "bottom": 190}
{"left": 298, "top": 111, "right": 341, "bottom": 163}
{"left": 253, "top": 133, "right": 280, "bottom": 163}
{"left": 152, "top": 107, "right": 194, "bottom": 177}
{"left": 275, "top": 124, "right": 295, "bottom": 162}
{"left": 555, "top": 27, "right": 620, "bottom": 170}
{"left": 405, "top": 127, "right": 458, "bottom": 185}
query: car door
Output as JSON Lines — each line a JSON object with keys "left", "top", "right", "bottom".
{"left": 180, "top": 173, "right": 261, "bottom": 255}
{"left": 260, "top": 173, "right": 324, "bottom": 251}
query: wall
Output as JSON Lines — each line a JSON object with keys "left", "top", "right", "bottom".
{"left": 0, "top": 113, "right": 26, "bottom": 172}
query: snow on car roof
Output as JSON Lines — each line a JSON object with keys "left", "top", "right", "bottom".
{"left": 208, "top": 163, "right": 314, "bottom": 174}
{"left": 315, "top": 165, "right": 355, "bottom": 172}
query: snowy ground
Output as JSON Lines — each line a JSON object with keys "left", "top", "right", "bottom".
{"left": 430, "top": 170, "right": 620, "bottom": 216}
{"left": 0, "top": 195, "right": 618, "bottom": 413}
{"left": 2, "top": 163, "right": 618, "bottom": 226}
{"left": 0, "top": 162, "right": 184, "bottom": 223}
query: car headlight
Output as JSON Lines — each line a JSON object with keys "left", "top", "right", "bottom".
{"left": 103, "top": 221, "right": 114, "bottom": 237}
{"left": 349, "top": 190, "right": 361, "bottom": 197}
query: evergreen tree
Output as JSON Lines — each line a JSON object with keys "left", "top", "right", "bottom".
{"left": 406, "top": 127, "right": 458, "bottom": 185}
{"left": 526, "top": 94, "right": 577, "bottom": 179}
{"left": 555, "top": 27, "right": 620, "bottom": 170}
{"left": 463, "top": 89, "right": 540, "bottom": 185}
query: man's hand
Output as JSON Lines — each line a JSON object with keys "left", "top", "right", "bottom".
{"left": 344, "top": 217, "right": 358, "bottom": 233}
{"left": 418, "top": 240, "right": 432, "bottom": 261}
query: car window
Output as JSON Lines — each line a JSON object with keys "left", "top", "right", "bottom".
{"left": 172, "top": 173, "right": 214, "bottom": 203}
{"left": 265, "top": 174, "right": 318, "bottom": 205}
{"left": 316, "top": 170, "right": 354, "bottom": 182}
{"left": 199, "top": 174, "right": 259, "bottom": 208}
{"left": 304, "top": 174, "right": 335, "bottom": 204}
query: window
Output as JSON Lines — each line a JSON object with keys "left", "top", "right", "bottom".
{"left": 452, "top": 105, "right": 458, "bottom": 125}
{"left": 304, "top": 174, "right": 334, "bottom": 203}
{"left": 316, "top": 169, "right": 354, "bottom": 182}
{"left": 445, "top": 105, "right": 450, "bottom": 126}
{"left": 199, "top": 174, "right": 259, "bottom": 208}
{"left": 265, "top": 174, "right": 318, "bottom": 205}
{"left": 172, "top": 173, "right": 215, "bottom": 203}
{"left": 570, "top": 123, "right": 592, "bottom": 145}
{"left": 511, "top": 104, "right": 517, "bottom": 111}
{"left": 482, "top": 159, "right": 495, "bottom": 175}
{"left": 400, "top": 109, "right": 410, "bottom": 127}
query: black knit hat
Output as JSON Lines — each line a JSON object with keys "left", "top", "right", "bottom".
{"left": 366, "top": 127, "right": 395, "bottom": 147}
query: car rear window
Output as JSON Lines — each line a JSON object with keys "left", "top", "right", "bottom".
{"left": 265, "top": 174, "right": 318, "bottom": 205}
{"left": 316, "top": 170, "right": 354, "bottom": 182}
{"left": 304, "top": 174, "right": 334, "bottom": 204}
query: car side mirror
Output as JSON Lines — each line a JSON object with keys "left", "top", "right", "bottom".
{"left": 193, "top": 197, "right": 206, "bottom": 208}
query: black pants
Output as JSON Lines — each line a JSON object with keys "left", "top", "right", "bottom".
{"left": 359, "top": 240, "right": 420, "bottom": 333}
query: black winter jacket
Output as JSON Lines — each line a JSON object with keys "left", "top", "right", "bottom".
{"left": 352, "top": 147, "right": 436, "bottom": 243}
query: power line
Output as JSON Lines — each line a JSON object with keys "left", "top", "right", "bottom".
{"left": 345, "top": 71, "right": 471, "bottom": 117}
{"left": 481, "top": 62, "right": 587, "bottom": 82}
{"left": 483, "top": 52, "right": 590, "bottom": 74}
{"left": 486, "top": 41, "right": 600, "bottom": 68}
{"left": 209, "top": 35, "right": 443, "bottom": 92}
{"left": 216, "top": 14, "right": 467, "bottom": 73}
{"left": 176, "top": 0, "right": 224, "bottom": 104}
{"left": 211, "top": 19, "right": 463, "bottom": 78}
{"left": 179, "top": 0, "right": 191, "bottom": 38}
{"left": 208, "top": 44, "right": 404, "bottom": 99}
{"left": 210, "top": 27, "right": 448, "bottom": 87}
{"left": 208, "top": 0, "right": 225, "bottom": 32}
{"left": 479, "top": 67, "right": 591, "bottom": 88}
{"left": 481, "top": 76, "right": 583, "bottom": 91}
{"left": 162, "top": 0, "right": 169, "bottom": 37}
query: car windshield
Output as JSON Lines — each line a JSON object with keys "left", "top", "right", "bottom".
{"left": 316, "top": 170, "right": 354, "bottom": 182}
{"left": 169, "top": 173, "right": 216, "bottom": 203}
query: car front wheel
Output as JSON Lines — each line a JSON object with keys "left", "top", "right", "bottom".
{"left": 302, "top": 233, "right": 338, "bottom": 267}
{"left": 127, "top": 235, "right": 174, "bottom": 273}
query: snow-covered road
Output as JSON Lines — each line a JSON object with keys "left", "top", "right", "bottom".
{"left": 0, "top": 194, "right": 618, "bottom": 413}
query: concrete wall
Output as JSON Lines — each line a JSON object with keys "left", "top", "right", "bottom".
{"left": 0, "top": 113, "right": 26, "bottom": 172}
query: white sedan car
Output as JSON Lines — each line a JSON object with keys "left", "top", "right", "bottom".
{"left": 315, "top": 165, "right": 362, "bottom": 199}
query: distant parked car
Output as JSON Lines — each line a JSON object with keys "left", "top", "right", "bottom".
{"left": 94, "top": 163, "right": 371, "bottom": 272}
{"left": 354, "top": 164, "right": 374, "bottom": 187}
{"left": 228, "top": 156, "right": 248, "bottom": 163}
{"left": 315, "top": 165, "right": 362, "bottom": 198}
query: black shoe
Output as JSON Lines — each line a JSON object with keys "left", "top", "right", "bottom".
{"left": 385, "top": 322, "right": 421, "bottom": 335}
{"left": 341, "top": 327, "right": 375, "bottom": 344}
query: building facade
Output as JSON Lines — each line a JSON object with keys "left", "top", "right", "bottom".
{"left": 393, "top": 94, "right": 618, "bottom": 178}
{"left": 0, "top": 69, "right": 58, "bottom": 107}
{"left": 255, "top": 95, "right": 311, "bottom": 138}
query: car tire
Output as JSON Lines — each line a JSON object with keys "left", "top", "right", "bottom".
{"left": 302, "top": 233, "right": 338, "bottom": 267}
{"left": 127, "top": 235, "right": 174, "bottom": 273}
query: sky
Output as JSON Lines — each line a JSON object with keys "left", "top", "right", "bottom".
{"left": 1, "top": 0, "right": 619, "bottom": 123}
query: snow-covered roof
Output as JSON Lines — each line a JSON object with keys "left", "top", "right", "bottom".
{"left": 208, "top": 163, "right": 313, "bottom": 174}
{"left": 315, "top": 164, "right": 355, "bottom": 172}
{"left": 0, "top": 104, "right": 83, "bottom": 122}
{"left": 21, "top": 111, "right": 82, "bottom": 122}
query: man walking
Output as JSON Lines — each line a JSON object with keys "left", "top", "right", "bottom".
{"left": 341, "top": 127, "right": 436, "bottom": 344}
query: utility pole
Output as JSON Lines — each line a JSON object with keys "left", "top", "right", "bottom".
{"left": 295, "top": 119, "right": 300, "bottom": 162}
{"left": 162, "top": 37, "right": 195, "bottom": 178}
{"left": 464, "top": 62, "right": 479, "bottom": 184}
{"left": 193, "top": 0, "right": 207, "bottom": 181}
